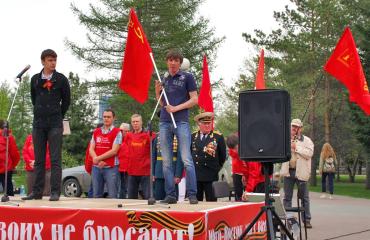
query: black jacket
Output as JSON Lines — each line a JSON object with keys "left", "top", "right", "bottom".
{"left": 191, "top": 130, "right": 227, "bottom": 182}
{"left": 31, "top": 70, "right": 70, "bottom": 128}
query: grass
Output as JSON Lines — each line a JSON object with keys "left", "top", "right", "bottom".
{"left": 309, "top": 175, "right": 370, "bottom": 200}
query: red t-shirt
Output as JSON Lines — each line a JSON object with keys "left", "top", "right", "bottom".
{"left": 124, "top": 131, "right": 155, "bottom": 176}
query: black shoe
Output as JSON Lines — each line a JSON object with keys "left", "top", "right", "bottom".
{"left": 304, "top": 220, "right": 312, "bottom": 229}
{"left": 49, "top": 194, "right": 60, "bottom": 201}
{"left": 160, "top": 197, "right": 177, "bottom": 204}
{"left": 188, "top": 196, "right": 198, "bottom": 204}
{"left": 21, "top": 193, "right": 42, "bottom": 200}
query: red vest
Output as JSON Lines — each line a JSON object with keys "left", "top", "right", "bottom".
{"left": 93, "top": 127, "right": 120, "bottom": 167}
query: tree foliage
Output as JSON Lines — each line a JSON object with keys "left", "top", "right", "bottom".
{"left": 0, "top": 81, "right": 10, "bottom": 120}
{"left": 8, "top": 76, "right": 33, "bottom": 150}
{"left": 63, "top": 73, "right": 95, "bottom": 164}
{"left": 67, "top": 0, "right": 222, "bottom": 73}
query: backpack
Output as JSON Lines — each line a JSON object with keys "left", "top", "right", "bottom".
{"left": 323, "top": 157, "right": 335, "bottom": 173}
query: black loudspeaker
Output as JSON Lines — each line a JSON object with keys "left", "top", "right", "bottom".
{"left": 238, "top": 89, "right": 291, "bottom": 163}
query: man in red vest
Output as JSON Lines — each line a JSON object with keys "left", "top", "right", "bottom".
{"left": 89, "top": 109, "right": 122, "bottom": 198}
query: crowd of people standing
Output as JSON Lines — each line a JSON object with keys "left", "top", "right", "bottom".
{"left": 0, "top": 48, "right": 336, "bottom": 230}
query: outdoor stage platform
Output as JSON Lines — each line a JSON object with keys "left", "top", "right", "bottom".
{"left": 0, "top": 197, "right": 267, "bottom": 240}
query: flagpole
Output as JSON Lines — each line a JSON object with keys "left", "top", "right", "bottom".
{"left": 150, "top": 91, "right": 164, "bottom": 121}
{"left": 149, "top": 52, "right": 177, "bottom": 128}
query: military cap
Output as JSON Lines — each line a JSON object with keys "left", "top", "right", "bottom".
{"left": 194, "top": 112, "right": 214, "bottom": 123}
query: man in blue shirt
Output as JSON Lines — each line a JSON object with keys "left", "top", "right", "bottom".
{"left": 155, "top": 49, "right": 198, "bottom": 204}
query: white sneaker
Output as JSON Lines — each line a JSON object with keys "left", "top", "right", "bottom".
{"left": 320, "top": 194, "right": 326, "bottom": 199}
{"left": 329, "top": 195, "right": 333, "bottom": 200}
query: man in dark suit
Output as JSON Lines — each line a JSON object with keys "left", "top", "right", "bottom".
{"left": 23, "top": 49, "right": 70, "bottom": 201}
{"left": 191, "top": 112, "right": 226, "bottom": 201}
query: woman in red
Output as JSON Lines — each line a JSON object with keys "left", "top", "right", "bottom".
{"left": 22, "top": 134, "right": 51, "bottom": 195}
{"left": 226, "top": 133, "right": 265, "bottom": 198}
{"left": 226, "top": 133, "right": 248, "bottom": 201}
{"left": 0, "top": 120, "right": 20, "bottom": 196}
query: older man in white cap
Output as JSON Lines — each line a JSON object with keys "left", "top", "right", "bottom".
{"left": 280, "top": 118, "right": 314, "bottom": 228}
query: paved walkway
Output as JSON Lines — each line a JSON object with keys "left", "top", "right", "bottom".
{"left": 290, "top": 191, "right": 370, "bottom": 240}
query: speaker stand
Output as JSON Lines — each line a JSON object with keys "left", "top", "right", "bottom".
{"left": 238, "top": 163, "right": 294, "bottom": 240}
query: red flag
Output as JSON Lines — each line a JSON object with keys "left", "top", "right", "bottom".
{"left": 324, "top": 27, "right": 370, "bottom": 115}
{"left": 255, "top": 49, "right": 266, "bottom": 89}
{"left": 119, "top": 9, "right": 153, "bottom": 104}
{"left": 198, "top": 55, "right": 214, "bottom": 112}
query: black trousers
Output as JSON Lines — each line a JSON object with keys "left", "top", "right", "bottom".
{"left": 32, "top": 127, "right": 63, "bottom": 196}
{"left": 0, "top": 171, "right": 13, "bottom": 196}
{"left": 233, "top": 174, "right": 244, "bottom": 201}
{"left": 196, "top": 181, "right": 216, "bottom": 202}
{"left": 119, "top": 172, "right": 128, "bottom": 199}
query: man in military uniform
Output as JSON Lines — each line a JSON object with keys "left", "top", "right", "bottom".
{"left": 191, "top": 112, "right": 226, "bottom": 201}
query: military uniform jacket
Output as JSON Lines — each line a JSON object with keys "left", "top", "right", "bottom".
{"left": 191, "top": 130, "right": 227, "bottom": 182}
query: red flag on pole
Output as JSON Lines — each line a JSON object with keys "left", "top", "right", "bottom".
{"left": 324, "top": 27, "right": 370, "bottom": 115}
{"left": 198, "top": 55, "right": 214, "bottom": 112}
{"left": 119, "top": 8, "right": 153, "bottom": 104}
{"left": 255, "top": 49, "right": 266, "bottom": 89}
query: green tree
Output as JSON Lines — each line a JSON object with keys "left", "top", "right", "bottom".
{"left": 63, "top": 73, "right": 95, "bottom": 165}
{"left": 8, "top": 75, "right": 33, "bottom": 150}
{"left": 0, "top": 81, "right": 10, "bottom": 119}
{"left": 66, "top": 0, "right": 223, "bottom": 129}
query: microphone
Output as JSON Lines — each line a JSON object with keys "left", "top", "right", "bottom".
{"left": 16, "top": 65, "right": 31, "bottom": 79}
{"left": 161, "top": 72, "right": 169, "bottom": 86}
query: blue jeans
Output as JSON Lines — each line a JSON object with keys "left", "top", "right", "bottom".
{"left": 92, "top": 166, "right": 119, "bottom": 198}
{"left": 87, "top": 181, "right": 93, "bottom": 198}
{"left": 322, "top": 172, "right": 334, "bottom": 194}
{"left": 160, "top": 121, "right": 197, "bottom": 199}
{"left": 127, "top": 175, "right": 150, "bottom": 199}
{"left": 283, "top": 169, "right": 311, "bottom": 221}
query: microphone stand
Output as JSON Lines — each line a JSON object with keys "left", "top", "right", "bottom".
{"left": 1, "top": 76, "right": 23, "bottom": 206}
{"left": 147, "top": 120, "right": 156, "bottom": 205}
